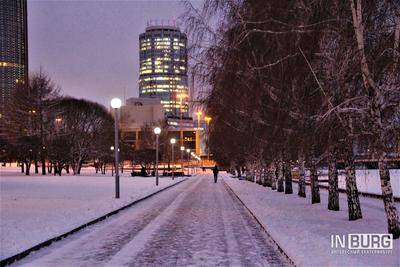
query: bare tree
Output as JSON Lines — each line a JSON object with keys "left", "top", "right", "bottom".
{"left": 55, "top": 98, "right": 114, "bottom": 175}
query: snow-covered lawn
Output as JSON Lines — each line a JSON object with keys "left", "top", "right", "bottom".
{"left": 318, "top": 169, "right": 400, "bottom": 197}
{"left": 0, "top": 167, "right": 187, "bottom": 260}
{"left": 224, "top": 174, "right": 400, "bottom": 267}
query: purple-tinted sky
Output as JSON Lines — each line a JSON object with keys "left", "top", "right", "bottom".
{"left": 28, "top": 0, "right": 202, "bottom": 108}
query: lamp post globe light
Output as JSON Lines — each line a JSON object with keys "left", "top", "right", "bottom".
{"left": 180, "top": 146, "right": 185, "bottom": 176}
{"left": 170, "top": 138, "right": 176, "bottom": 180}
{"left": 154, "top": 127, "right": 161, "bottom": 186}
{"left": 110, "top": 98, "right": 122, "bottom": 199}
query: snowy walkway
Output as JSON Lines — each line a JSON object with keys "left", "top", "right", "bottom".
{"left": 224, "top": 174, "right": 400, "bottom": 267}
{"left": 13, "top": 174, "right": 289, "bottom": 267}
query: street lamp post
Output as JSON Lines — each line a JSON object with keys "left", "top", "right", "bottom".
{"left": 110, "top": 146, "right": 114, "bottom": 176}
{"left": 204, "top": 116, "right": 211, "bottom": 161}
{"left": 170, "top": 138, "right": 176, "bottom": 180}
{"left": 180, "top": 146, "right": 185, "bottom": 176}
{"left": 186, "top": 148, "right": 190, "bottom": 176}
{"left": 191, "top": 152, "right": 197, "bottom": 173}
{"left": 195, "top": 111, "right": 202, "bottom": 157}
{"left": 154, "top": 127, "right": 161, "bottom": 186}
{"left": 177, "top": 94, "right": 188, "bottom": 147}
{"left": 110, "top": 98, "right": 122, "bottom": 199}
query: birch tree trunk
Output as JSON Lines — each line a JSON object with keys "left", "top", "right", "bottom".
{"left": 256, "top": 169, "right": 262, "bottom": 184}
{"left": 34, "top": 158, "right": 39, "bottom": 174}
{"left": 378, "top": 153, "right": 400, "bottom": 238}
{"left": 277, "top": 159, "right": 284, "bottom": 192}
{"left": 271, "top": 164, "right": 277, "bottom": 190}
{"left": 41, "top": 156, "right": 46, "bottom": 175}
{"left": 328, "top": 148, "right": 340, "bottom": 211}
{"left": 344, "top": 148, "right": 362, "bottom": 220}
{"left": 284, "top": 161, "right": 293, "bottom": 194}
{"left": 72, "top": 159, "right": 80, "bottom": 175}
{"left": 265, "top": 168, "right": 272, "bottom": 187}
{"left": 236, "top": 166, "right": 241, "bottom": 178}
{"left": 298, "top": 155, "right": 306, "bottom": 198}
{"left": 25, "top": 162, "right": 31, "bottom": 176}
{"left": 48, "top": 162, "right": 52, "bottom": 174}
{"left": 310, "top": 161, "right": 320, "bottom": 204}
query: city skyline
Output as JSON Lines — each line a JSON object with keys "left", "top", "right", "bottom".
{"left": 28, "top": 0, "right": 202, "bottom": 108}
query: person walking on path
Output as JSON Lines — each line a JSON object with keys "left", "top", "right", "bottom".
{"left": 213, "top": 165, "right": 219, "bottom": 183}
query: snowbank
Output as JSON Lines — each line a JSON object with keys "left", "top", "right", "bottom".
{"left": 224, "top": 174, "right": 400, "bottom": 267}
{"left": 0, "top": 168, "right": 186, "bottom": 260}
{"left": 318, "top": 169, "right": 400, "bottom": 198}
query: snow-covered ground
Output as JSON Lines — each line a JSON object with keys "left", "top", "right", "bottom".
{"left": 317, "top": 169, "right": 400, "bottom": 198}
{"left": 0, "top": 166, "right": 187, "bottom": 260}
{"left": 224, "top": 174, "right": 400, "bottom": 267}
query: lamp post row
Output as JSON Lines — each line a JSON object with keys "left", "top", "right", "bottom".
{"left": 111, "top": 97, "right": 209, "bottom": 197}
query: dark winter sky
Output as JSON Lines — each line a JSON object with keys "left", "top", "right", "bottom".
{"left": 28, "top": 0, "right": 203, "bottom": 108}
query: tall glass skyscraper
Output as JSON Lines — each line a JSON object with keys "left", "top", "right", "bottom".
{"left": 0, "top": 0, "right": 28, "bottom": 114}
{"left": 139, "top": 24, "right": 188, "bottom": 117}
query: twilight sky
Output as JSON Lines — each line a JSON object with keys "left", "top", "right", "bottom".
{"left": 28, "top": 0, "right": 203, "bottom": 108}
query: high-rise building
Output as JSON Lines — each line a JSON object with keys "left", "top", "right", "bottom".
{"left": 0, "top": 0, "right": 28, "bottom": 114}
{"left": 139, "top": 23, "right": 188, "bottom": 117}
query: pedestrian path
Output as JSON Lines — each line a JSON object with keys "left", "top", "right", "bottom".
{"left": 15, "top": 174, "right": 289, "bottom": 267}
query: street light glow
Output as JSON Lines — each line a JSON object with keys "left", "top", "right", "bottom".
{"left": 180, "top": 146, "right": 185, "bottom": 151}
{"left": 154, "top": 127, "right": 161, "bottom": 135}
{"left": 170, "top": 138, "right": 176, "bottom": 144}
{"left": 110, "top": 98, "right": 122, "bottom": 109}
{"left": 186, "top": 149, "right": 190, "bottom": 153}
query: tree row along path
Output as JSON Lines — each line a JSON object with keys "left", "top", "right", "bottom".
{"left": 15, "top": 173, "right": 290, "bottom": 267}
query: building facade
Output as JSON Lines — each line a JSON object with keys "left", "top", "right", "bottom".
{"left": 118, "top": 97, "right": 196, "bottom": 151}
{"left": 0, "top": 0, "right": 28, "bottom": 114}
{"left": 138, "top": 24, "right": 188, "bottom": 117}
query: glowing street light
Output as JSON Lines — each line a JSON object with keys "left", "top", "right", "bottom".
{"left": 170, "top": 138, "right": 176, "bottom": 180}
{"left": 154, "top": 127, "right": 161, "bottom": 186}
{"left": 110, "top": 97, "right": 122, "bottom": 198}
